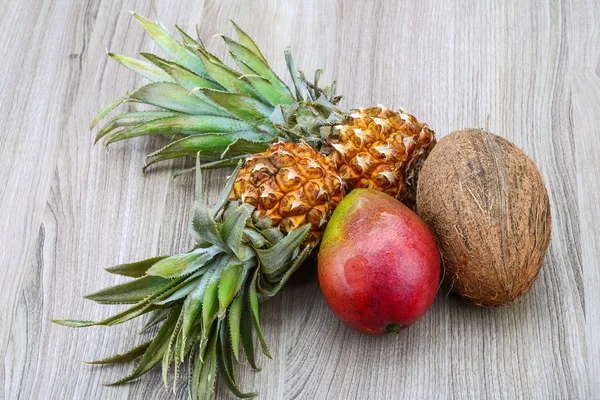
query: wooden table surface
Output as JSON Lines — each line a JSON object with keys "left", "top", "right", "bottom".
{"left": 1, "top": 1, "right": 598, "bottom": 399}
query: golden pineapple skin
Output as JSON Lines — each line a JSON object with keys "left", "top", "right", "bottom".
{"left": 230, "top": 141, "right": 345, "bottom": 246}
{"left": 327, "top": 105, "right": 436, "bottom": 200}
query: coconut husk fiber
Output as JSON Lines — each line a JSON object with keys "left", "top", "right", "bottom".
{"left": 416, "top": 129, "right": 551, "bottom": 306}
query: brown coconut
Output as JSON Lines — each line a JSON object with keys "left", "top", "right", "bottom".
{"left": 416, "top": 129, "right": 551, "bottom": 306}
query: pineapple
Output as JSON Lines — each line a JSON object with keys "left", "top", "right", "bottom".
{"left": 54, "top": 150, "right": 338, "bottom": 399}
{"left": 92, "top": 10, "right": 436, "bottom": 203}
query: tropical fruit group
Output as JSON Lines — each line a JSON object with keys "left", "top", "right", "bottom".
{"left": 56, "top": 7, "right": 439, "bottom": 400}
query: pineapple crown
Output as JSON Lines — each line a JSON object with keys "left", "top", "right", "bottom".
{"left": 91, "top": 6, "right": 345, "bottom": 172}
{"left": 53, "top": 153, "right": 312, "bottom": 398}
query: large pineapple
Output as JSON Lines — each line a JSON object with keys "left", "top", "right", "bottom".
{"left": 56, "top": 8, "right": 437, "bottom": 400}
{"left": 93, "top": 10, "right": 435, "bottom": 203}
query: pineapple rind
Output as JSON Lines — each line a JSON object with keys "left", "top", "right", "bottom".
{"left": 327, "top": 105, "right": 436, "bottom": 202}
{"left": 229, "top": 142, "right": 345, "bottom": 247}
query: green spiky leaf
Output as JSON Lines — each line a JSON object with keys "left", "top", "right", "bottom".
{"left": 240, "top": 74, "right": 295, "bottom": 107}
{"left": 176, "top": 25, "right": 202, "bottom": 48}
{"left": 221, "top": 138, "right": 272, "bottom": 160}
{"left": 179, "top": 267, "right": 216, "bottom": 357}
{"left": 197, "top": 156, "right": 247, "bottom": 170}
{"left": 162, "top": 310, "right": 184, "bottom": 390}
{"left": 139, "top": 308, "right": 170, "bottom": 333}
{"left": 95, "top": 111, "right": 178, "bottom": 143}
{"left": 190, "top": 325, "right": 218, "bottom": 400}
{"left": 221, "top": 36, "right": 292, "bottom": 97}
{"left": 53, "top": 301, "right": 159, "bottom": 328}
{"left": 192, "top": 202, "right": 229, "bottom": 252}
{"left": 90, "top": 94, "right": 129, "bottom": 130}
{"left": 104, "top": 114, "right": 255, "bottom": 144}
{"left": 216, "top": 321, "right": 258, "bottom": 398}
{"left": 109, "top": 53, "right": 174, "bottom": 83}
{"left": 284, "top": 48, "right": 308, "bottom": 101}
{"left": 141, "top": 53, "right": 223, "bottom": 92}
{"left": 133, "top": 13, "right": 209, "bottom": 79}
{"left": 86, "top": 341, "right": 152, "bottom": 365}
{"left": 105, "top": 255, "right": 168, "bottom": 278}
{"left": 230, "top": 21, "right": 268, "bottom": 64}
{"left": 220, "top": 204, "right": 252, "bottom": 258}
{"left": 106, "top": 115, "right": 258, "bottom": 145}
{"left": 241, "top": 228, "right": 268, "bottom": 249}
{"left": 193, "top": 48, "right": 263, "bottom": 101}
{"left": 249, "top": 270, "right": 271, "bottom": 359}
{"left": 172, "top": 326, "right": 185, "bottom": 391}
{"left": 240, "top": 284, "right": 258, "bottom": 370}
{"left": 84, "top": 275, "right": 170, "bottom": 304}
{"left": 255, "top": 224, "right": 310, "bottom": 276}
{"left": 54, "top": 273, "right": 190, "bottom": 327}
{"left": 259, "top": 246, "right": 310, "bottom": 297}
{"left": 154, "top": 269, "right": 206, "bottom": 305}
{"left": 261, "top": 227, "right": 284, "bottom": 245}
{"left": 143, "top": 132, "right": 269, "bottom": 171}
{"left": 105, "top": 304, "right": 182, "bottom": 386}
{"left": 51, "top": 319, "right": 97, "bottom": 327}
{"left": 129, "top": 83, "right": 228, "bottom": 116}
{"left": 200, "top": 90, "right": 273, "bottom": 125}
{"left": 201, "top": 268, "right": 222, "bottom": 339}
{"left": 228, "top": 294, "right": 243, "bottom": 362}
{"left": 212, "top": 161, "right": 242, "bottom": 217}
{"left": 218, "top": 322, "right": 235, "bottom": 379}
{"left": 217, "top": 262, "right": 244, "bottom": 318}
{"left": 146, "top": 247, "right": 220, "bottom": 279}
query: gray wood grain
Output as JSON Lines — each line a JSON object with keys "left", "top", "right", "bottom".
{"left": 1, "top": 0, "right": 598, "bottom": 399}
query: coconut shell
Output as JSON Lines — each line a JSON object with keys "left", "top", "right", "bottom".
{"left": 416, "top": 129, "right": 551, "bottom": 306}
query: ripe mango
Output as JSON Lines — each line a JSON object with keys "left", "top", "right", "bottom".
{"left": 318, "top": 189, "right": 440, "bottom": 335}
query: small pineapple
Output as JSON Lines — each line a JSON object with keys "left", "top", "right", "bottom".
{"left": 230, "top": 141, "right": 344, "bottom": 247}
{"left": 92, "top": 10, "right": 436, "bottom": 204}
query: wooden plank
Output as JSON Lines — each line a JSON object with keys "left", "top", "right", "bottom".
{"left": 0, "top": 0, "right": 97, "bottom": 398}
{"left": 0, "top": 0, "right": 597, "bottom": 399}
{"left": 569, "top": 0, "right": 600, "bottom": 394}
